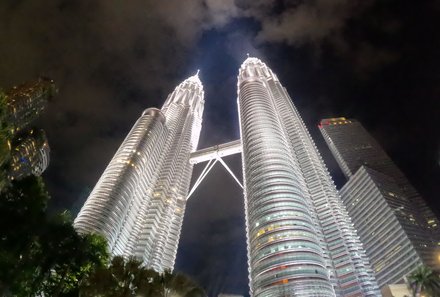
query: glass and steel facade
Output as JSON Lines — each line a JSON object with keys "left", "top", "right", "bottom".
{"left": 74, "top": 108, "right": 168, "bottom": 254}
{"left": 133, "top": 74, "right": 204, "bottom": 271}
{"left": 340, "top": 166, "right": 431, "bottom": 286}
{"left": 74, "top": 74, "right": 204, "bottom": 272}
{"left": 319, "top": 118, "right": 439, "bottom": 233}
{"left": 238, "top": 58, "right": 380, "bottom": 297}
{"left": 319, "top": 118, "right": 440, "bottom": 286}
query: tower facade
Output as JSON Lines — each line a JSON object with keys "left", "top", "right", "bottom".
{"left": 9, "top": 128, "right": 50, "bottom": 180}
{"left": 134, "top": 74, "right": 204, "bottom": 271}
{"left": 74, "top": 74, "right": 204, "bottom": 271}
{"left": 319, "top": 118, "right": 439, "bottom": 232}
{"left": 238, "top": 58, "right": 380, "bottom": 297}
{"left": 319, "top": 118, "right": 440, "bottom": 285}
{"left": 4, "top": 77, "right": 56, "bottom": 134}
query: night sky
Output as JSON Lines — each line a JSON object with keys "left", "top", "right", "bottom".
{"left": 1, "top": 1, "right": 439, "bottom": 296}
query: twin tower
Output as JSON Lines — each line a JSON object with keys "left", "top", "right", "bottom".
{"left": 74, "top": 58, "right": 381, "bottom": 297}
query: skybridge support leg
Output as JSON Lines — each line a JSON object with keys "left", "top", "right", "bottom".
{"left": 216, "top": 156, "right": 243, "bottom": 189}
{"left": 186, "top": 159, "right": 218, "bottom": 200}
{"left": 186, "top": 139, "right": 243, "bottom": 199}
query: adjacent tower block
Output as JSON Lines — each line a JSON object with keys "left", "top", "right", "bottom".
{"left": 74, "top": 74, "right": 204, "bottom": 272}
{"left": 319, "top": 118, "right": 440, "bottom": 286}
{"left": 4, "top": 77, "right": 56, "bottom": 134}
{"left": 9, "top": 128, "right": 50, "bottom": 180}
{"left": 238, "top": 58, "right": 380, "bottom": 297}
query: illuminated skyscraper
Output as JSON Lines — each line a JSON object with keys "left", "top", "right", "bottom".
{"left": 74, "top": 74, "right": 204, "bottom": 272}
{"left": 1, "top": 77, "right": 55, "bottom": 182}
{"left": 319, "top": 118, "right": 439, "bottom": 232}
{"left": 75, "top": 60, "right": 380, "bottom": 295}
{"left": 4, "top": 77, "right": 56, "bottom": 134}
{"left": 238, "top": 58, "right": 380, "bottom": 297}
{"left": 319, "top": 118, "right": 440, "bottom": 286}
{"left": 133, "top": 74, "right": 204, "bottom": 271}
{"left": 9, "top": 128, "right": 50, "bottom": 180}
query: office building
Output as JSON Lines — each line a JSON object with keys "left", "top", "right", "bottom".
{"left": 75, "top": 60, "right": 381, "bottom": 295}
{"left": 319, "top": 118, "right": 440, "bottom": 286}
{"left": 8, "top": 129, "right": 50, "bottom": 180}
{"left": 319, "top": 118, "right": 439, "bottom": 232}
{"left": 4, "top": 77, "right": 56, "bottom": 134}
{"left": 74, "top": 74, "right": 204, "bottom": 272}
{"left": 238, "top": 58, "right": 380, "bottom": 297}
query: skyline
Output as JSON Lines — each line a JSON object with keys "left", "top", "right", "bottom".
{"left": 2, "top": 56, "right": 438, "bottom": 297}
{"left": 73, "top": 57, "right": 383, "bottom": 296}
{"left": 1, "top": 1, "right": 439, "bottom": 296}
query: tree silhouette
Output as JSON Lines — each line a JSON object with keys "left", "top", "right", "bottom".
{"left": 408, "top": 265, "right": 440, "bottom": 297}
{"left": 80, "top": 256, "right": 205, "bottom": 297}
{"left": 80, "top": 255, "right": 157, "bottom": 297}
{"left": 0, "top": 176, "right": 109, "bottom": 296}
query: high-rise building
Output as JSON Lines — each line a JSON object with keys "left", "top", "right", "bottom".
{"left": 319, "top": 118, "right": 440, "bottom": 286}
{"left": 75, "top": 60, "right": 380, "bottom": 296}
{"left": 0, "top": 78, "right": 54, "bottom": 189}
{"left": 238, "top": 58, "right": 380, "bottom": 297}
{"left": 319, "top": 118, "right": 439, "bottom": 232}
{"left": 74, "top": 74, "right": 204, "bottom": 272}
{"left": 133, "top": 73, "right": 204, "bottom": 271}
{"left": 318, "top": 118, "right": 388, "bottom": 179}
{"left": 8, "top": 128, "right": 50, "bottom": 180}
{"left": 4, "top": 77, "right": 56, "bottom": 134}
{"left": 74, "top": 108, "right": 168, "bottom": 255}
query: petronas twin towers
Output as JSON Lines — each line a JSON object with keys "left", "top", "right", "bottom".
{"left": 75, "top": 58, "right": 381, "bottom": 296}
{"left": 74, "top": 74, "right": 203, "bottom": 271}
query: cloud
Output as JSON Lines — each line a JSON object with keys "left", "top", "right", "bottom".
{"left": 238, "top": 0, "right": 398, "bottom": 76}
{"left": 141, "top": 0, "right": 241, "bottom": 45}
{"left": 0, "top": 0, "right": 404, "bottom": 216}
{"left": 0, "top": 0, "right": 202, "bottom": 209}
{"left": 205, "top": 0, "right": 242, "bottom": 27}
{"left": 251, "top": 0, "right": 374, "bottom": 46}
{"left": 0, "top": 0, "right": 246, "bottom": 210}
{"left": 350, "top": 42, "right": 399, "bottom": 76}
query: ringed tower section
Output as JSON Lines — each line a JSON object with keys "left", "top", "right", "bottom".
{"left": 237, "top": 57, "right": 336, "bottom": 297}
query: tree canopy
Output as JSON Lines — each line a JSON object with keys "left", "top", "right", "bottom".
{"left": 408, "top": 265, "right": 440, "bottom": 297}
{"left": 0, "top": 174, "right": 205, "bottom": 297}
{"left": 0, "top": 85, "right": 204, "bottom": 297}
{"left": 0, "top": 176, "right": 109, "bottom": 296}
{"left": 80, "top": 256, "right": 205, "bottom": 297}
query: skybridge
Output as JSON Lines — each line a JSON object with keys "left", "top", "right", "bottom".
{"left": 187, "top": 139, "right": 243, "bottom": 199}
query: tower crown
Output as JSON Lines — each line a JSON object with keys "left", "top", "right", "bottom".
{"left": 239, "top": 57, "right": 278, "bottom": 83}
{"left": 162, "top": 72, "right": 205, "bottom": 118}
{"left": 185, "top": 70, "right": 202, "bottom": 87}
{"left": 242, "top": 56, "right": 262, "bottom": 66}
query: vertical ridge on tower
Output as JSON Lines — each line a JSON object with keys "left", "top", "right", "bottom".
{"left": 74, "top": 75, "right": 204, "bottom": 272}
{"left": 238, "top": 57, "right": 380, "bottom": 297}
